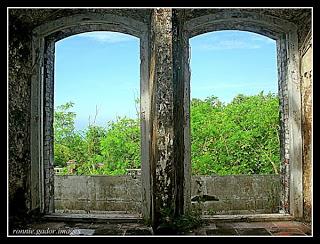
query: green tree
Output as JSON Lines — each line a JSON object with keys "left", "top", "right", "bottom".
{"left": 54, "top": 92, "right": 280, "bottom": 176}
{"left": 54, "top": 102, "right": 76, "bottom": 167}
{"left": 98, "top": 117, "right": 141, "bottom": 175}
{"left": 53, "top": 102, "right": 87, "bottom": 167}
{"left": 54, "top": 102, "right": 76, "bottom": 143}
{"left": 191, "top": 92, "right": 280, "bottom": 175}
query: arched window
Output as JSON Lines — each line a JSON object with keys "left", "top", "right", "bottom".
{"left": 30, "top": 14, "right": 151, "bottom": 219}
{"left": 189, "top": 30, "right": 280, "bottom": 215}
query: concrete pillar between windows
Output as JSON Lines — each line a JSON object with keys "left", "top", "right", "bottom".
{"left": 149, "top": 9, "right": 188, "bottom": 231}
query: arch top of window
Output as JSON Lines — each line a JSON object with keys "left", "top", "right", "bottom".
{"left": 189, "top": 29, "right": 277, "bottom": 44}
{"left": 188, "top": 26, "right": 280, "bottom": 41}
{"left": 32, "top": 13, "right": 148, "bottom": 41}
{"left": 54, "top": 31, "right": 140, "bottom": 45}
{"left": 184, "top": 11, "right": 298, "bottom": 40}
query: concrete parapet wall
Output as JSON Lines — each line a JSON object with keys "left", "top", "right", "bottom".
{"left": 54, "top": 175, "right": 142, "bottom": 213}
{"left": 191, "top": 175, "right": 280, "bottom": 215}
{"left": 54, "top": 174, "right": 280, "bottom": 215}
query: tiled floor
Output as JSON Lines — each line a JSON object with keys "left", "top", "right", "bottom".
{"left": 201, "top": 221, "right": 311, "bottom": 236}
{"left": 9, "top": 220, "right": 311, "bottom": 236}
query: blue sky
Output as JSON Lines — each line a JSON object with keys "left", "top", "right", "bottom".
{"left": 189, "top": 30, "right": 277, "bottom": 101}
{"left": 55, "top": 30, "right": 277, "bottom": 130}
{"left": 54, "top": 32, "right": 140, "bottom": 130}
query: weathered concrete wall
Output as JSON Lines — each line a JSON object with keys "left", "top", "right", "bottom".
{"left": 300, "top": 33, "right": 312, "bottom": 223}
{"left": 54, "top": 175, "right": 280, "bottom": 215}
{"left": 191, "top": 175, "right": 280, "bottom": 215}
{"left": 54, "top": 175, "right": 142, "bottom": 213}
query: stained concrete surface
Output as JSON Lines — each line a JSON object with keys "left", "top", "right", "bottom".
{"left": 54, "top": 174, "right": 281, "bottom": 215}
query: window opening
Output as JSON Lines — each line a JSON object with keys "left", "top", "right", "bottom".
{"left": 189, "top": 30, "right": 280, "bottom": 215}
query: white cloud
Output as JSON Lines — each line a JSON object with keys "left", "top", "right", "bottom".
{"left": 200, "top": 40, "right": 261, "bottom": 50}
{"left": 250, "top": 35, "right": 275, "bottom": 44}
{"left": 78, "top": 31, "right": 138, "bottom": 43}
{"left": 193, "top": 31, "right": 275, "bottom": 51}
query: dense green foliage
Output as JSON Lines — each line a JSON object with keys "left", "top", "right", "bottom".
{"left": 54, "top": 92, "right": 280, "bottom": 176}
{"left": 191, "top": 92, "right": 280, "bottom": 175}
{"left": 54, "top": 106, "right": 140, "bottom": 175}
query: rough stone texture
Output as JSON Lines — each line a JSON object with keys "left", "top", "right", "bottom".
{"left": 54, "top": 175, "right": 280, "bottom": 215}
{"left": 9, "top": 13, "right": 33, "bottom": 219}
{"left": 9, "top": 9, "right": 151, "bottom": 28}
{"left": 183, "top": 8, "right": 310, "bottom": 29}
{"left": 299, "top": 34, "right": 312, "bottom": 223}
{"left": 149, "top": 9, "right": 176, "bottom": 226}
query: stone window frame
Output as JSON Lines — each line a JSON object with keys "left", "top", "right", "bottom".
{"left": 182, "top": 10, "right": 303, "bottom": 218}
{"left": 30, "top": 13, "right": 151, "bottom": 218}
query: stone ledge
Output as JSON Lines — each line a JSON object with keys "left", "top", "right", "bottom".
{"left": 43, "top": 212, "right": 143, "bottom": 223}
{"left": 203, "top": 213, "right": 293, "bottom": 222}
